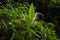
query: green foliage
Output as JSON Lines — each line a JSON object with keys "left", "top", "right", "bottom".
{"left": 0, "top": 3, "right": 58, "bottom": 40}
{"left": 37, "top": 21, "right": 57, "bottom": 40}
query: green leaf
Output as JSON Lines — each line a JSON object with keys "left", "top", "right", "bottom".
{"left": 29, "top": 3, "right": 35, "bottom": 20}
{"left": 27, "top": 3, "right": 35, "bottom": 29}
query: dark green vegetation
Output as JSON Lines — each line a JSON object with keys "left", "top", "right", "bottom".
{"left": 0, "top": 0, "right": 60, "bottom": 40}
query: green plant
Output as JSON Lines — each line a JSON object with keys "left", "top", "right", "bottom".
{"left": 0, "top": 3, "right": 58, "bottom": 40}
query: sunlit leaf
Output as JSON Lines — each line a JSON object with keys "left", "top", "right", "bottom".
{"left": 27, "top": 3, "right": 35, "bottom": 29}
